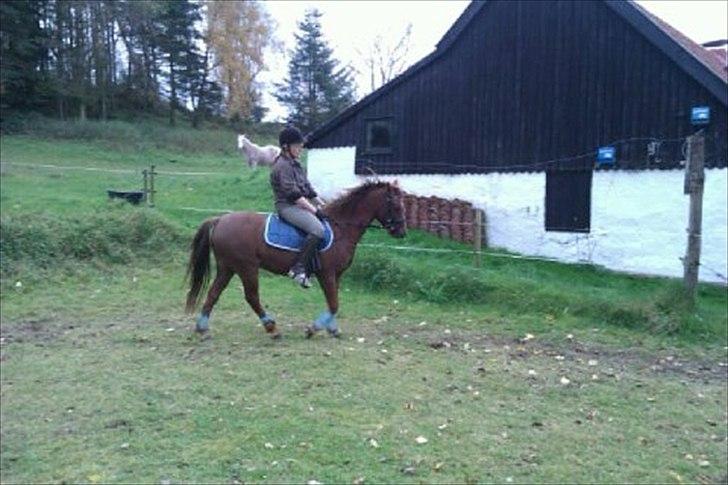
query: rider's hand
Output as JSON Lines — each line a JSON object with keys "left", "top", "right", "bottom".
{"left": 315, "top": 208, "right": 327, "bottom": 221}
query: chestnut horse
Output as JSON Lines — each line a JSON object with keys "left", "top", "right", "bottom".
{"left": 185, "top": 181, "right": 407, "bottom": 339}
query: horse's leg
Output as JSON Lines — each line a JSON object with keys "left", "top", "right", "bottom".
{"left": 306, "top": 272, "right": 341, "bottom": 338}
{"left": 196, "top": 266, "right": 234, "bottom": 333}
{"left": 239, "top": 267, "right": 280, "bottom": 339}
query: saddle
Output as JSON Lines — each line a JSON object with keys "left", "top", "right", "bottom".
{"left": 263, "top": 213, "right": 334, "bottom": 253}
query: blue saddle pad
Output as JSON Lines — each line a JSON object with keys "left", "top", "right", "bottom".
{"left": 263, "top": 214, "right": 334, "bottom": 253}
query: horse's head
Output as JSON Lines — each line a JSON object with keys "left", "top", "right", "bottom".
{"left": 375, "top": 181, "right": 407, "bottom": 238}
{"left": 237, "top": 134, "right": 247, "bottom": 150}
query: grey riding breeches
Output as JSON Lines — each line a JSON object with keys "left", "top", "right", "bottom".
{"left": 277, "top": 204, "right": 325, "bottom": 238}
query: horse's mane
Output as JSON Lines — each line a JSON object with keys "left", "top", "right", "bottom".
{"left": 326, "top": 180, "right": 391, "bottom": 215}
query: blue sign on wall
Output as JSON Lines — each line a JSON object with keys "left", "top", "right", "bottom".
{"left": 691, "top": 106, "right": 710, "bottom": 125}
{"left": 597, "top": 146, "right": 616, "bottom": 166}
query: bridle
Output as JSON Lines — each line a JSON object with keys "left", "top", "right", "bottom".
{"left": 327, "top": 187, "right": 405, "bottom": 233}
{"left": 380, "top": 188, "right": 406, "bottom": 233}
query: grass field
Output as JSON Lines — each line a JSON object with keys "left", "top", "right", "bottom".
{"left": 1, "top": 119, "right": 727, "bottom": 483}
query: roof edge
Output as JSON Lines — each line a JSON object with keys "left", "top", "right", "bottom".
{"left": 308, "top": 0, "right": 727, "bottom": 146}
{"left": 606, "top": 0, "right": 727, "bottom": 105}
{"left": 306, "top": 2, "right": 487, "bottom": 146}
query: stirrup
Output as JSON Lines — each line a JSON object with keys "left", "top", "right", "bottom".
{"left": 287, "top": 269, "right": 312, "bottom": 288}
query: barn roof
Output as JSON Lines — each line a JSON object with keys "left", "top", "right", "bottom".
{"left": 306, "top": 0, "right": 728, "bottom": 146}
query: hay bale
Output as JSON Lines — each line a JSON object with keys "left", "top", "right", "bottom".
{"left": 405, "top": 194, "right": 419, "bottom": 229}
{"left": 437, "top": 198, "right": 451, "bottom": 239}
{"left": 462, "top": 203, "right": 475, "bottom": 243}
{"left": 417, "top": 197, "right": 429, "bottom": 231}
{"left": 426, "top": 197, "right": 439, "bottom": 235}
{"left": 451, "top": 200, "right": 463, "bottom": 242}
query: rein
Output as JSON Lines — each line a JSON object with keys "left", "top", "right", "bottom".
{"left": 325, "top": 187, "right": 403, "bottom": 233}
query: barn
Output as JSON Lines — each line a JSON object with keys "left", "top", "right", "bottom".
{"left": 304, "top": 0, "right": 728, "bottom": 282}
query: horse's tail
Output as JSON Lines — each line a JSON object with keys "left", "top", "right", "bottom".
{"left": 185, "top": 217, "right": 220, "bottom": 313}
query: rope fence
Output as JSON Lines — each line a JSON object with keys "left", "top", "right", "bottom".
{"left": 0, "top": 161, "right": 237, "bottom": 177}
{"left": 2, "top": 133, "right": 725, "bottom": 283}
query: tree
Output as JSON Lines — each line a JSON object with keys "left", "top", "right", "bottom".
{"left": 206, "top": 0, "right": 274, "bottom": 122}
{"left": 0, "top": 0, "right": 49, "bottom": 111}
{"left": 114, "top": 0, "right": 166, "bottom": 113}
{"left": 274, "top": 8, "right": 356, "bottom": 133}
{"left": 357, "top": 23, "right": 412, "bottom": 94}
{"left": 157, "top": 0, "right": 201, "bottom": 126}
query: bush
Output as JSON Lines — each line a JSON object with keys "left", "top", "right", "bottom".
{"left": 0, "top": 204, "right": 184, "bottom": 281}
{"left": 345, "top": 251, "right": 705, "bottom": 333}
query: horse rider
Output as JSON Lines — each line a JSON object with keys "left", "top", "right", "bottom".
{"left": 270, "top": 126, "right": 327, "bottom": 288}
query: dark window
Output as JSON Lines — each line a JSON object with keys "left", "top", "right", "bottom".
{"left": 545, "top": 170, "right": 592, "bottom": 232}
{"left": 364, "top": 118, "right": 394, "bottom": 154}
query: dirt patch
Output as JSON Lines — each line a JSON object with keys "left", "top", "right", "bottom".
{"left": 378, "top": 323, "right": 728, "bottom": 383}
{"left": 0, "top": 318, "right": 68, "bottom": 345}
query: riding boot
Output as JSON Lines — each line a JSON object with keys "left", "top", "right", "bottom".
{"left": 287, "top": 234, "right": 321, "bottom": 288}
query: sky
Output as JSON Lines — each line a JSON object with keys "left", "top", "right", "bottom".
{"left": 258, "top": 0, "right": 728, "bottom": 122}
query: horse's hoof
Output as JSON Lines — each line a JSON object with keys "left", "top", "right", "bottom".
{"left": 305, "top": 325, "right": 317, "bottom": 339}
{"left": 270, "top": 332, "right": 282, "bottom": 340}
{"left": 328, "top": 328, "right": 341, "bottom": 338}
{"left": 196, "top": 313, "right": 210, "bottom": 333}
{"left": 264, "top": 322, "right": 280, "bottom": 339}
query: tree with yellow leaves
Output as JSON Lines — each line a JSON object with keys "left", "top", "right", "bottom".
{"left": 205, "top": 0, "right": 276, "bottom": 121}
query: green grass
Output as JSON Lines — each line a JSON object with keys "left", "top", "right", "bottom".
{"left": 1, "top": 111, "right": 280, "bottom": 157}
{"left": 1, "top": 119, "right": 727, "bottom": 483}
{"left": 2, "top": 261, "right": 726, "bottom": 483}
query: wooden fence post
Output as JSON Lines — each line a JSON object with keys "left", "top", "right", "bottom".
{"left": 142, "top": 169, "right": 149, "bottom": 205}
{"left": 149, "top": 164, "right": 156, "bottom": 207}
{"left": 473, "top": 208, "right": 482, "bottom": 267}
{"left": 683, "top": 132, "right": 705, "bottom": 303}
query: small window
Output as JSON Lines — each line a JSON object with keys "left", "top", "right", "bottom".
{"left": 364, "top": 117, "right": 394, "bottom": 154}
{"left": 545, "top": 170, "right": 592, "bottom": 232}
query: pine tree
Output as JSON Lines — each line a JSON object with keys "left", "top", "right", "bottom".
{"left": 275, "top": 8, "right": 356, "bottom": 133}
{"left": 157, "top": 0, "right": 201, "bottom": 126}
{"left": 0, "top": 0, "right": 49, "bottom": 111}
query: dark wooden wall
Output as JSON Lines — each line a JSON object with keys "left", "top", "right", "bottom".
{"left": 309, "top": 0, "right": 727, "bottom": 174}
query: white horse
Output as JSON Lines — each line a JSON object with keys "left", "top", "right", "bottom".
{"left": 237, "top": 134, "right": 280, "bottom": 168}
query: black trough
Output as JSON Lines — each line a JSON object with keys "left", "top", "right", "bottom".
{"left": 107, "top": 190, "right": 145, "bottom": 205}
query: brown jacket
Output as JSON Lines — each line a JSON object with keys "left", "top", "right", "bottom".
{"left": 270, "top": 153, "right": 317, "bottom": 207}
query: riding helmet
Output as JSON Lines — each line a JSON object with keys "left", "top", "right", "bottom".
{"left": 279, "top": 126, "right": 304, "bottom": 147}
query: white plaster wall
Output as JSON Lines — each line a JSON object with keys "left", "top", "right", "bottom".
{"left": 308, "top": 147, "right": 728, "bottom": 283}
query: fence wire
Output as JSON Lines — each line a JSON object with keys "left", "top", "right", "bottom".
{"left": 3, "top": 133, "right": 725, "bottom": 282}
